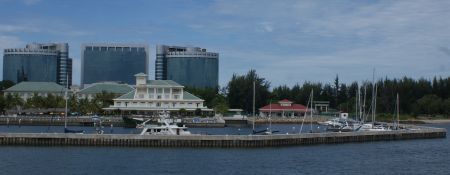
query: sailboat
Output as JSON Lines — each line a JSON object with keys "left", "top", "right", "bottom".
{"left": 263, "top": 100, "right": 279, "bottom": 135}
{"left": 357, "top": 69, "right": 390, "bottom": 132}
{"left": 393, "top": 93, "right": 400, "bottom": 130}
{"left": 250, "top": 81, "right": 277, "bottom": 135}
{"left": 63, "top": 75, "right": 84, "bottom": 134}
{"left": 300, "top": 89, "right": 315, "bottom": 133}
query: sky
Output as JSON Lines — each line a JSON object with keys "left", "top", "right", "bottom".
{"left": 0, "top": 0, "right": 449, "bottom": 87}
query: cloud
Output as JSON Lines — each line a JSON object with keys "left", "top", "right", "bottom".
{"left": 0, "top": 24, "right": 40, "bottom": 33}
{"left": 192, "top": 0, "right": 450, "bottom": 86}
{"left": 438, "top": 47, "right": 450, "bottom": 57}
{"left": 0, "top": 20, "right": 92, "bottom": 37}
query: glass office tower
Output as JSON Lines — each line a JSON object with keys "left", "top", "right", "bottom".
{"left": 81, "top": 43, "right": 149, "bottom": 87}
{"left": 155, "top": 45, "right": 219, "bottom": 88}
{"left": 3, "top": 43, "right": 72, "bottom": 87}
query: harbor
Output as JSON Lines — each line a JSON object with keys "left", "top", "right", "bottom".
{"left": 0, "top": 125, "right": 445, "bottom": 147}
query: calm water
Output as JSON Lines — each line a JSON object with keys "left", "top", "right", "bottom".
{"left": 0, "top": 124, "right": 448, "bottom": 175}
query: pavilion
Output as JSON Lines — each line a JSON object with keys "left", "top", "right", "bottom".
{"left": 259, "top": 99, "right": 311, "bottom": 118}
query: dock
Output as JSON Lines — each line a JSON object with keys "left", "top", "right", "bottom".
{"left": 0, "top": 116, "right": 125, "bottom": 127}
{"left": 0, "top": 126, "right": 445, "bottom": 147}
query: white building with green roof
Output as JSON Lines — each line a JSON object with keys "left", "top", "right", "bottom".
{"left": 104, "top": 73, "right": 210, "bottom": 114}
{"left": 3, "top": 81, "right": 67, "bottom": 101}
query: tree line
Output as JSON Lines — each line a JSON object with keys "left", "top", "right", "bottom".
{"left": 0, "top": 79, "right": 117, "bottom": 115}
{"left": 1, "top": 70, "right": 449, "bottom": 117}
{"left": 187, "top": 70, "right": 450, "bottom": 117}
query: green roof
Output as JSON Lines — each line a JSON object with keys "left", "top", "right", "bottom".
{"left": 183, "top": 91, "right": 202, "bottom": 100}
{"left": 79, "top": 83, "right": 134, "bottom": 94}
{"left": 134, "top": 73, "right": 147, "bottom": 77}
{"left": 146, "top": 80, "right": 183, "bottom": 87}
{"left": 4, "top": 82, "right": 66, "bottom": 92}
{"left": 116, "top": 90, "right": 135, "bottom": 99}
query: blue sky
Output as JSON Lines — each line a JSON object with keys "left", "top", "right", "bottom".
{"left": 0, "top": 0, "right": 449, "bottom": 87}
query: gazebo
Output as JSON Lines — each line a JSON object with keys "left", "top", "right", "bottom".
{"left": 259, "top": 99, "right": 311, "bottom": 118}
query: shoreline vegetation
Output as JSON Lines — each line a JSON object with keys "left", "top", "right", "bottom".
{"left": 0, "top": 70, "right": 448, "bottom": 119}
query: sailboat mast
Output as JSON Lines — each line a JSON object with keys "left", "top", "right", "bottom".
{"left": 396, "top": 93, "right": 400, "bottom": 130}
{"left": 269, "top": 99, "right": 272, "bottom": 133}
{"left": 252, "top": 81, "right": 255, "bottom": 132}
{"left": 371, "top": 69, "right": 376, "bottom": 126}
{"left": 355, "top": 85, "right": 358, "bottom": 121}
{"left": 363, "top": 85, "right": 366, "bottom": 123}
{"left": 374, "top": 83, "right": 378, "bottom": 124}
{"left": 299, "top": 90, "right": 311, "bottom": 134}
{"left": 64, "top": 73, "right": 69, "bottom": 129}
{"left": 310, "top": 89, "right": 313, "bottom": 132}
{"left": 358, "top": 85, "right": 362, "bottom": 121}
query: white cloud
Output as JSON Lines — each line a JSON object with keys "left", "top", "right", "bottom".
{"left": 201, "top": 0, "right": 450, "bottom": 86}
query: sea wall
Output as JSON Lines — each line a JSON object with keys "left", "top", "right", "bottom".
{"left": 0, "top": 126, "right": 445, "bottom": 147}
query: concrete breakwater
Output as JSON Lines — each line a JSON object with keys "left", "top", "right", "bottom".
{"left": 0, "top": 126, "right": 445, "bottom": 147}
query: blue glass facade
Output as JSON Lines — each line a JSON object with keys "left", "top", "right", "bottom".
{"left": 155, "top": 45, "right": 219, "bottom": 88}
{"left": 3, "top": 43, "right": 71, "bottom": 86}
{"left": 82, "top": 44, "right": 148, "bottom": 86}
{"left": 167, "top": 57, "right": 218, "bottom": 88}
{"left": 3, "top": 54, "right": 58, "bottom": 83}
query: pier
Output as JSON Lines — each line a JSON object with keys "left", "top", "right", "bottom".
{"left": 0, "top": 126, "right": 445, "bottom": 147}
{"left": 0, "top": 116, "right": 125, "bottom": 127}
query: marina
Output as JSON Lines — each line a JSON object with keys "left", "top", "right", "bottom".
{"left": 0, "top": 124, "right": 445, "bottom": 147}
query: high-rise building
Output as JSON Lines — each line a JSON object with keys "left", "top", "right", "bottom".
{"left": 81, "top": 43, "right": 149, "bottom": 87}
{"left": 3, "top": 43, "right": 72, "bottom": 87}
{"left": 155, "top": 45, "right": 219, "bottom": 88}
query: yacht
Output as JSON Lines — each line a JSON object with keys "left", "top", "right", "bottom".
{"left": 356, "top": 123, "right": 390, "bottom": 132}
{"left": 139, "top": 111, "right": 193, "bottom": 136}
{"left": 319, "top": 113, "right": 361, "bottom": 132}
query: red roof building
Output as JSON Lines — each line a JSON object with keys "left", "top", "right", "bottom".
{"left": 259, "top": 99, "right": 311, "bottom": 118}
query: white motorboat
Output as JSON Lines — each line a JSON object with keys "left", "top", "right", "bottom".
{"left": 139, "top": 111, "right": 193, "bottom": 135}
{"left": 357, "top": 123, "right": 390, "bottom": 132}
{"left": 319, "top": 113, "right": 362, "bottom": 132}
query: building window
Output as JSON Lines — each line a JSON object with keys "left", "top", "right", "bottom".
{"left": 156, "top": 103, "right": 161, "bottom": 107}
{"left": 172, "top": 89, "right": 181, "bottom": 94}
{"left": 157, "top": 95, "right": 162, "bottom": 99}
{"left": 138, "top": 94, "right": 144, "bottom": 99}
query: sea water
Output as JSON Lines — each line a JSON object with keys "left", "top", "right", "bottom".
{"left": 0, "top": 124, "right": 448, "bottom": 175}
